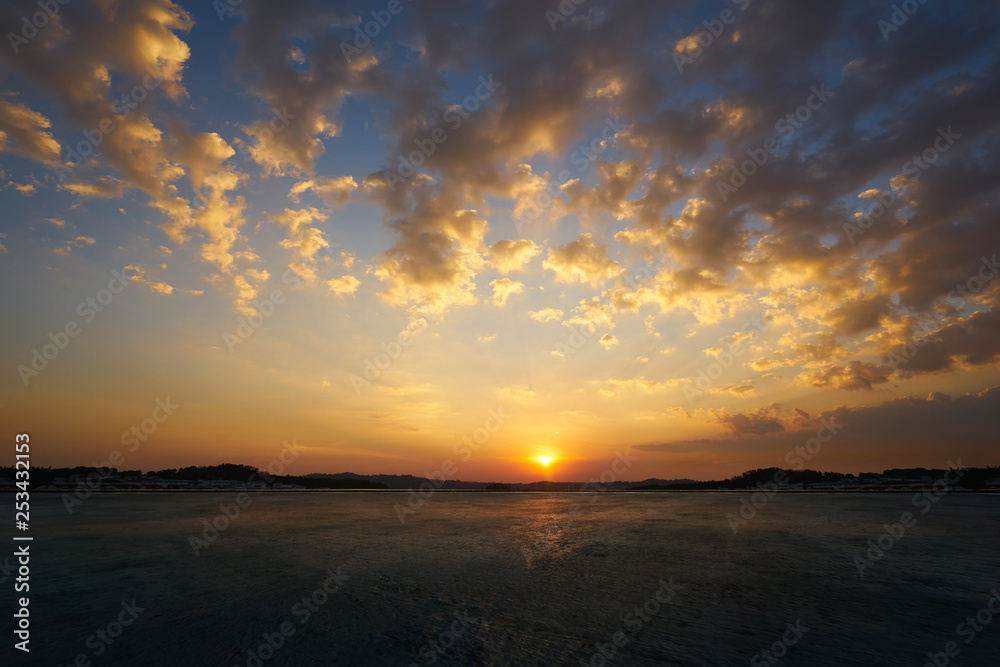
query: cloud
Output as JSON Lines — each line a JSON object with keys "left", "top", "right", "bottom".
{"left": 0, "top": 95, "right": 60, "bottom": 163}
{"left": 824, "top": 293, "right": 893, "bottom": 336}
{"left": 289, "top": 175, "right": 358, "bottom": 207}
{"left": 790, "top": 336, "right": 846, "bottom": 363}
{"left": 0, "top": 1, "right": 268, "bottom": 315}
{"left": 565, "top": 297, "right": 616, "bottom": 332}
{"left": 53, "top": 236, "right": 96, "bottom": 255}
{"left": 717, "top": 408, "right": 785, "bottom": 436}
{"left": 7, "top": 181, "right": 35, "bottom": 195}
{"left": 125, "top": 264, "right": 174, "bottom": 295}
{"left": 599, "top": 333, "right": 618, "bottom": 349}
{"left": 267, "top": 207, "right": 329, "bottom": 262}
{"left": 0, "top": 0, "right": 196, "bottom": 210}
{"left": 369, "top": 181, "right": 489, "bottom": 315}
{"left": 750, "top": 356, "right": 795, "bottom": 372}
{"left": 326, "top": 275, "right": 360, "bottom": 296}
{"left": 58, "top": 177, "right": 127, "bottom": 199}
{"left": 560, "top": 159, "right": 646, "bottom": 222}
{"left": 231, "top": 0, "right": 360, "bottom": 175}
{"left": 488, "top": 239, "right": 540, "bottom": 273}
{"left": 601, "top": 265, "right": 744, "bottom": 325}
{"left": 886, "top": 306, "right": 1000, "bottom": 376}
{"left": 636, "top": 388, "right": 1000, "bottom": 471}
{"left": 543, "top": 233, "right": 623, "bottom": 286}
{"left": 599, "top": 377, "right": 684, "bottom": 397}
{"left": 717, "top": 384, "right": 756, "bottom": 397}
{"left": 490, "top": 278, "right": 524, "bottom": 306}
{"left": 160, "top": 127, "right": 247, "bottom": 274}
{"left": 0, "top": 0, "right": 998, "bottom": 430}
{"left": 796, "top": 361, "right": 895, "bottom": 391}
{"left": 529, "top": 308, "right": 564, "bottom": 323}
{"left": 230, "top": 269, "right": 271, "bottom": 316}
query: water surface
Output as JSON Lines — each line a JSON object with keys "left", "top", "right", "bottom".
{"left": 24, "top": 492, "right": 1000, "bottom": 666}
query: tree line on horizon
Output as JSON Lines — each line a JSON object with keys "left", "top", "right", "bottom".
{"left": 632, "top": 466, "right": 1000, "bottom": 490}
{"left": 2, "top": 463, "right": 999, "bottom": 491}
{"left": 1, "top": 463, "right": 388, "bottom": 489}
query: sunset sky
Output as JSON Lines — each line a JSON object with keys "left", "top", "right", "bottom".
{"left": 1, "top": 0, "right": 998, "bottom": 482}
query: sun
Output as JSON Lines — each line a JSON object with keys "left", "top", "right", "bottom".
{"left": 538, "top": 457, "right": 552, "bottom": 467}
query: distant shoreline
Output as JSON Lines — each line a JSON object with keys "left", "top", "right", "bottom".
{"left": 8, "top": 488, "right": 1000, "bottom": 494}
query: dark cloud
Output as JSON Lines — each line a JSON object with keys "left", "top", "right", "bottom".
{"left": 717, "top": 407, "right": 785, "bottom": 436}
{"left": 637, "top": 387, "right": 1000, "bottom": 471}
{"left": 3, "top": 0, "right": 999, "bottom": 380}
{"left": 797, "top": 360, "right": 895, "bottom": 391}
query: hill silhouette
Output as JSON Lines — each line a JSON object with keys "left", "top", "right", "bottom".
{"left": 2, "top": 464, "right": 998, "bottom": 491}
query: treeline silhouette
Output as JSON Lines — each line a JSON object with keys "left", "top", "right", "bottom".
{"left": 153, "top": 464, "right": 259, "bottom": 480}
{"left": 3, "top": 464, "right": 998, "bottom": 491}
{"left": 1, "top": 463, "right": 388, "bottom": 490}
{"left": 632, "top": 466, "right": 1000, "bottom": 490}
{"left": 633, "top": 468, "right": 850, "bottom": 490}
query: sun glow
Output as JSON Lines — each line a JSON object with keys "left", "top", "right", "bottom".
{"left": 538, "top": 457, "right": 553, "bottom": 466}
